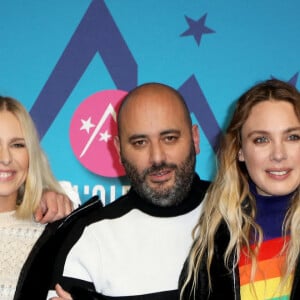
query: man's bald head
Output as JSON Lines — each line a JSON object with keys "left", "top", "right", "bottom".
{"left": 117, "top": 83, "right": 192, "bottom": 136}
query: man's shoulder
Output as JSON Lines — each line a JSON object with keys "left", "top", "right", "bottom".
{"left": 193, "top": 174, "right": 211, "bottom": 193}
{"left": 52, "top": 192, "right": 134, "bottom": 231}
{"left": 198, "top": 178, "right": 211, "bottom": 187}
{"left": 51, "top": 195, "right": 103, "bottom": 229}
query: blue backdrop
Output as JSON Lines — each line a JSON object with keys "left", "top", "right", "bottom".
{"left": 1, "top": 0, "right": 299, "bottom": 204}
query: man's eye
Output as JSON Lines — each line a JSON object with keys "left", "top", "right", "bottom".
{"left": 164, "top": 136, "right": 178, "bottom": 143}
{"left": 253, "top": 136, "right": 268, "bottom": 144}
{"left": 132, "top": 140, "right": 146, "bottom": 147}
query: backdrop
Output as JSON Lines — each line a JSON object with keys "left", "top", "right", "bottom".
{"left": 1, "top": 0, "right": 299, "bottom": 204}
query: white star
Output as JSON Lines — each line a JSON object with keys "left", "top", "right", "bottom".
{"left": 80, "top": 117, "right": 95, "bottom": 134}
{"left": 99, "top": 130, "right": 112, "bottom": 143}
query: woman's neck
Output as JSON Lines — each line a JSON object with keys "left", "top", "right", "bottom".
{"left": 0, "top": 194, "right": 17, "bottom": 212}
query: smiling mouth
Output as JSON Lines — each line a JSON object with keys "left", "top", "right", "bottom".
{"left": 0, "top": 172, "right": 13, "bottom": 178}
{"left": 267, "top": 170, "right": 289, "bottom": 176}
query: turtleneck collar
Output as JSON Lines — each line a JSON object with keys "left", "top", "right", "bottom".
{"left": 249, "top": 180, "right": 294, "bottom": 240}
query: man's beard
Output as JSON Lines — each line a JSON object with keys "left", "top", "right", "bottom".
{"left": 121, "top": 145, "right": 196, "bottom": 207}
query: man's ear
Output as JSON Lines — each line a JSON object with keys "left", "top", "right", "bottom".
{"left": 114, "top": 136, "right": 122, "bottom": 163}
{"left": 192, "top": 125, "right": 200, "bottom": 154}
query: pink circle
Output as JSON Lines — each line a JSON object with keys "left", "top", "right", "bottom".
{"left": 69, "top": 90, "right": 127, "bottom": 177}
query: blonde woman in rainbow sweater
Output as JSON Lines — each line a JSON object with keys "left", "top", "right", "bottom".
{"left": 180, "top": 79, "right": 300, "bottom": 299}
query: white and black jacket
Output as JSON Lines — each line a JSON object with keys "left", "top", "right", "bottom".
{"left": 15, "top": 174, "right": 210, "bottom": 300}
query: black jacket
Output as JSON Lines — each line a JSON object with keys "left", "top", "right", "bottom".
{"left": 179, "top": 222, "right": 300, "bottom": 299}
{"left": 14, "top": 195, "right": 102, "bottom": 300}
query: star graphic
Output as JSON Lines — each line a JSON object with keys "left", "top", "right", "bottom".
{"left": 99, "top": 130, "right": 112, "bottom": 143}
{"left": 80, "top": 117, "right": 96, "bottom": 134}
{"left": 271, "top": 72, "right": 299, "bottom": 87}
{"left": 180, "top": 13, "right": 215, "bottom": 46}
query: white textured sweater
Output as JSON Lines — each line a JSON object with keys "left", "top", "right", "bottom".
{"left": 0, "top": 211, "right": 45, "bottom": 300}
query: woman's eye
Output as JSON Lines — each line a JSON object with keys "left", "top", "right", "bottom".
{"left": 12, "top": 143, "right": 26, "bottom": 148}
{"left": 253, "top": 136, "right": 268, "bottom": 144}
{"left": 288, "top": 134, "right": 300, "bottom": 141}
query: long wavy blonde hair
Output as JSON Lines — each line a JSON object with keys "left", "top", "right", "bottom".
{"left": 0, "top": 96, "right": 65, "bottom": 219}
{"left": 180, "top": 79, "right": 300, "bottom": 298}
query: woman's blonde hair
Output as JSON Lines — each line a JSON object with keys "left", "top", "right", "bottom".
{"left": 0, "top": 96, "right": 64, "bottom": 219}
{"left": 181, "top": 79, "right": 300, "bottom": 298}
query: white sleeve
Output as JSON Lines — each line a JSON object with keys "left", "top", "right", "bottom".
{"left": 63, "top": 228, "right": 101, "bottom": 282}
{"left": 46, "top": 290, "right": 57, "bottom": 299}
{"left": 46, "top": 228, "right": 100, "bottom": 299}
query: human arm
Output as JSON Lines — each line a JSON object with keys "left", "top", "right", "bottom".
{"left": 34, "top": 181, "right": 81, "bottom": 224}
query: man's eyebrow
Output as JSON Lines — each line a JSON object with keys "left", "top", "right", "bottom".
{"left": 128, "top": 134, "right": 147, "bottom": 142}
{"left": 127, "top": 129, "right": 181, "bottom": 142}
{"left": 160, "top": 129, "right": 181, "bottom": 135}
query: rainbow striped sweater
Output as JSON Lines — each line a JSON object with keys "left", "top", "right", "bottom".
{"left": 239, "top": 185, "right": 292, "bottom": 300}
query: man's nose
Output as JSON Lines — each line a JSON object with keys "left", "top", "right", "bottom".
{"left": 149, "top": 141, "right": 166, "bottom": 165}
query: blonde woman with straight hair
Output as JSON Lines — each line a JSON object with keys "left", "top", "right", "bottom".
{"left": 0, "top": 96, "right": 77, "bottom": 300}
{"left": 180, "top": 79, "right": 300, "bottom": 299}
